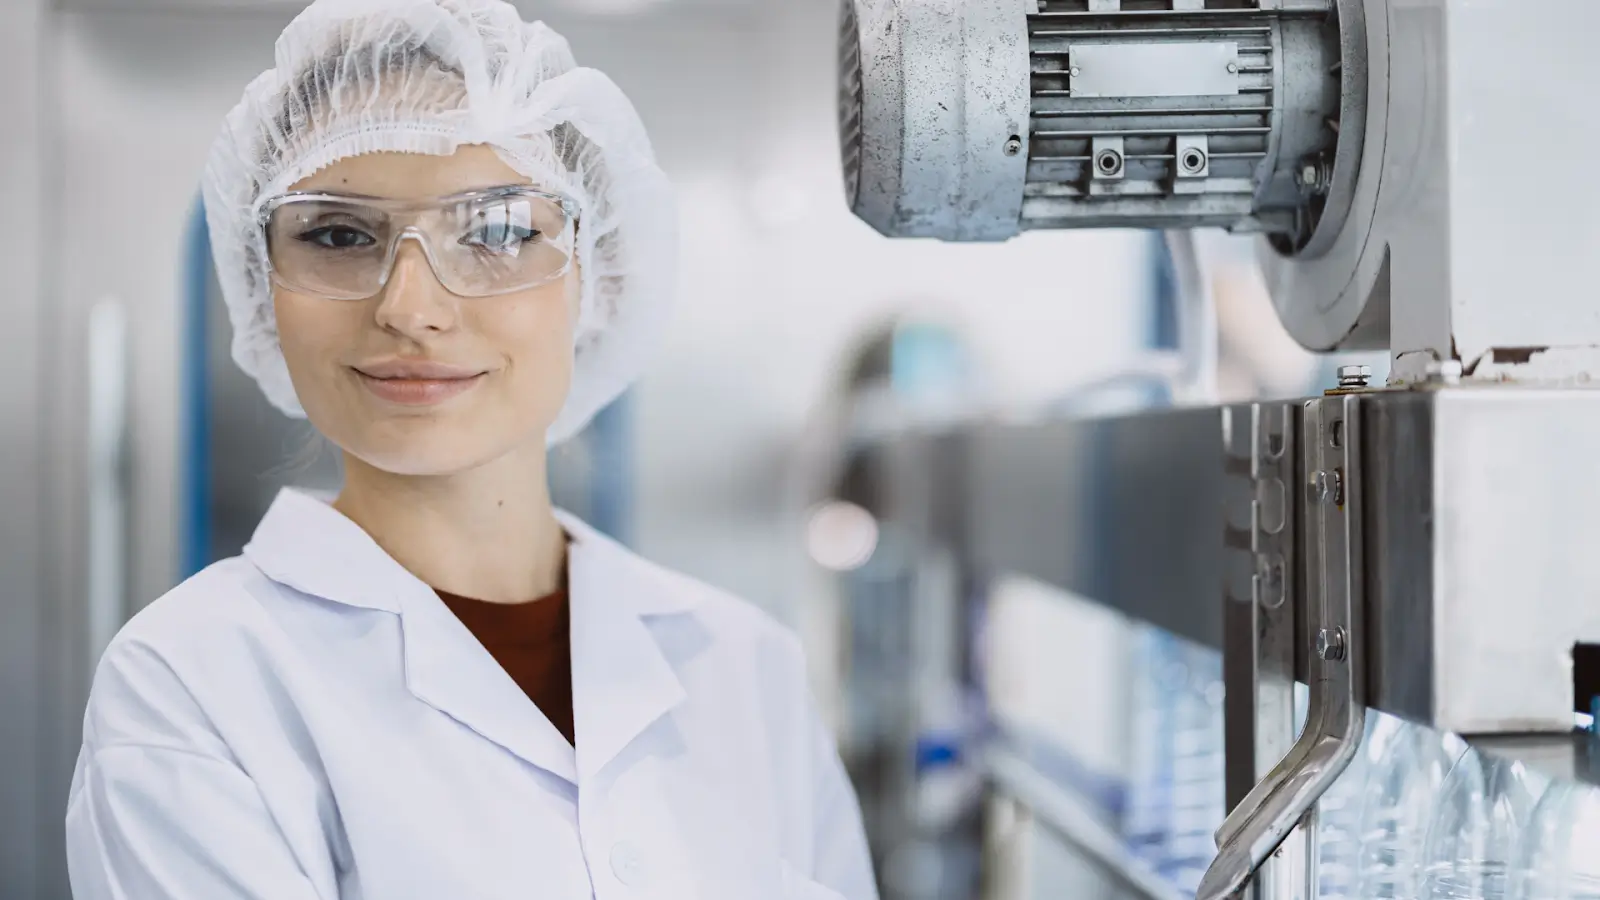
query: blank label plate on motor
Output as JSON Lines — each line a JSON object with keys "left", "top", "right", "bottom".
{"left": 1069, "top": 42, "right": 1241, "bottom": 98}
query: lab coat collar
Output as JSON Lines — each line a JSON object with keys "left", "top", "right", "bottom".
{"left": 244, "top": 489, "right": 407, "bottom": 614}
{"left": 558, "top": 509, "right": 698, "bottom": 780}
{"left": 245, "top": 489, "right": 702, "bottom": 784}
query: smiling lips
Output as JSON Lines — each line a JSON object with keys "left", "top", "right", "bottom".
{"left": 353, "top": 359, "right": 488, "bottom": 406}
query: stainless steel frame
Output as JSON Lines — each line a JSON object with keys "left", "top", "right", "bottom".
{"left": 857, "top": 384, "right": 1600, "bottom": 897}
{"left": 953, "top": 386, "right": 1600, "bottom": 740}
{"left": 1201, "top": 396, "right": 1368, "bottom": 900}
{"left": 1220, "top": 402, "right": 1304, "bottom": 900}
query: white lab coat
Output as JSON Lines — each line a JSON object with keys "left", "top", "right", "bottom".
{"left": 66, "top": 489, "right": 878, "bottom": 900}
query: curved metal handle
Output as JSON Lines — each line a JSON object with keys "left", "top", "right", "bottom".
{"left": 1198, "top": 395, "right": 1368, "bottom": 900}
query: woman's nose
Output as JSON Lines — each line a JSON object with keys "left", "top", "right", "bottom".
{"left": 373, "top": 237, "right": 459, "bottom": 338}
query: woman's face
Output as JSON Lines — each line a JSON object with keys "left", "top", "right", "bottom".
{"left": 273, "top": 145, "right": 578, "bottom": 476}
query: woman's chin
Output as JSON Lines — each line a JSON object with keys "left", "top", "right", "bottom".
{"left": 341, "top": 425, "right": 504, "bottom": 478}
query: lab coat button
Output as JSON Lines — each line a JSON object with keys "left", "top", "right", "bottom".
{"left": 610, "top": 841, "right": 647, "bottom": 886}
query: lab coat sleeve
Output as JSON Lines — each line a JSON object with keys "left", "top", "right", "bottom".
{"left": 66, "top": 743, "right": 327, "bottom": 900}
{"left": 808, "top": 704, "right": 880, "bottom": 900}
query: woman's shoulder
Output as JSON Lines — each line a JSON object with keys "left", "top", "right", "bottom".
{"left": 110, "top": 555, "right": 285, "bottom": 656}
{"left": 82, "top": 556, "right": 296, "bottom": 748}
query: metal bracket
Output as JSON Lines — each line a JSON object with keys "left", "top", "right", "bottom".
{"left": 1220, "top": 403, "right": 1303, "bottom": 899}
{"left": 1199, "top": 396, "right": 1367, "bottom": 900}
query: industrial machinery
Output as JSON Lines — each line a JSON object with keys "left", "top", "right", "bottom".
{"left": 836, "top": 0, "right": 1600, "bottom": 897}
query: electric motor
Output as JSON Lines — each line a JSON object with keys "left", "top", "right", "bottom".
{"left": 839, "top": 0, "right": 1363, "bottom": 254}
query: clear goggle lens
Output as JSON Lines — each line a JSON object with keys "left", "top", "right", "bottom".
{"left": 262, "top": 187, "right": 578, "bottom": 301}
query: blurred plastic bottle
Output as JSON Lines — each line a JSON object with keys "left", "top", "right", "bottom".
{"left": 1159, "top": 640, "right": 1225, "bottom": 894}
{"left": 1357, "top": 714, "right": 1469, "bottom": 899}
{"left": 1508, "top": 779, "right": 1600, "bottom": 900}
{"left": 1120, "top": 626, "right": 1175, "bottom": 867}
{"left": 1420, "top": 750, "right": 1545, "bottom": 900}
{"left": 1316, "top": 715, "right": 1380, "bottom": 899}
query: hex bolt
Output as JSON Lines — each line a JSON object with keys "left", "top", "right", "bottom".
{"left": 1004, "top": 136, "right": 1023, "bottom": 157}
{"left": 1300, "top": 164, "right": 1321, "bottom": 188}
{"left": 1069, "top": 66, "right": 1081, "bottom": 78}
{"left": 1227, "top": 61, "right": 1239, "bottom": 74}
{"left": 1337, "top": 364, "right": 1372, "bottom": 389}
{"left": 1316, "top": 627, "right": 1347, "bottom": 662}
{"left": 1311, "top": 469, "right": 1343, "bottom": 506}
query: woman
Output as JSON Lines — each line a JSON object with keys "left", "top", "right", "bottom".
{"left": 64, "top": 2, "right": 876, "bottom": 898}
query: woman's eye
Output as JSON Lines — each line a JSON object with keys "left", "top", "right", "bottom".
{"left": 463, "top": 224, "right": 542, "bottom": 253}
{"left": 297, "top": 225, "right": 377, "bottom": 250}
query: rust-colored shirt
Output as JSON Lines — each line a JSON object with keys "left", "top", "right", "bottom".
{"left": 435, "top": 585, "right": 575, "bottom": 746}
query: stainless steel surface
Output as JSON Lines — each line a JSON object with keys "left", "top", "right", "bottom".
{"left": 966, "top": 407, "right": 1228, "bottom": 652}
{"left": 984, "top": 743, "right": 1188, "bottom": 900}
{"left": 1467, "top": 733, "right": 1600, "bottom": 787}
{"left": 839, "top": 0, "right": 1033, "bottom": 241}
{"left": 1364, "top": 388, "right": 1600, "bottom": 735}
{"left": 1265, "top": 0, "right": 1600, "bottom": 369}
{"left": 1220, "top": 403, "right": 1304, "bottom": 900}
{"left": 1066, "top": 41, "right": 1242, "bottom": 99}
{"left": 1204, "top": 396, "right": 1369, "bottom": 900}
{"left": 841, "top": 0, "right": 1351, "bottom": 239}
{"left": 0, "top": 2, "right": 52, "bottom": 896}
{"left": 942, "top": 387, "right": 1600, "bottom": 744}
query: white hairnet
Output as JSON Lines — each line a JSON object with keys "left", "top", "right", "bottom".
{"left": 202, "top": 0, "right": 677, "bottom": 444}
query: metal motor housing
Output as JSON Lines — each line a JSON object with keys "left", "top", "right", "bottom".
{"left": 840, "top": 0, "right": 1357, "bottom": 252}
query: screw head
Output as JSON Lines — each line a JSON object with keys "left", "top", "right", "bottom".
{"left": 1004, "top": 137, "right": 1023, "bottom": 157}
{"left": 1227, "top": 61, "right": 1239, "bottom": 74}
{"left": 1312, "top": 469, "right": 1343, "bottom": 505}
{"left": 1316, "top": 628, "right": 1347, "bottom": 662}
{"left": 1300, "top": 164, "right": 1320, "bottom": 187}
{"left": 1069, "top": 66, "right": 1081, "bottom": 77}
{"left": 1337, "top": 364, "right": 1372, "bottom": 388}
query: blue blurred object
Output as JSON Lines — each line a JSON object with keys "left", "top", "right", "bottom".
{"left": 887, "top": 320, "right": 973, "bottom": 408}
{"left": 180, "top": 200, "right": 213, "bottom": 579}
{"left": 580, "top": 392, "right": 635, "bottom": 546}
{"left": 914, "top": 734, "right": 962, "bottom": 774}
{"left": 1149, "top": 230, "right": 1180, "bottom": 352}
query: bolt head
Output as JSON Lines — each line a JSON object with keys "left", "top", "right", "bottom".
{"left": 1004, "top": 138, "right": 1023, "bottom": 157}
{"left": 1316, "top": 628, "right": 1347, "bottom": 662}
{"left": 1227, "top": 62, "right": 1239, "bottom": 74}
{"left": 1311, "top": 469, "right": 1343, "bottom": 505}
{"left": 1069, "top": 66, "right": 1081, "bottom": 77}
{"left": 1301, "top": 164, "right": 1320, "bottom": 186}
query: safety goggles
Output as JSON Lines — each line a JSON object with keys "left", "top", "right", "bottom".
{"left": 259, "top": 186, "right": 580, "bottom": 301}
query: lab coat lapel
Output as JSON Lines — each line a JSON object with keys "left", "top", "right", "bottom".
{"left": 398, "top": 587, "right": 579, "bottom": 784}
{"left": 563, "top": 514, "right": 694, "bottom": 782}
{"left": 245, "top": 489, "right": 578, "bottom": 784}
